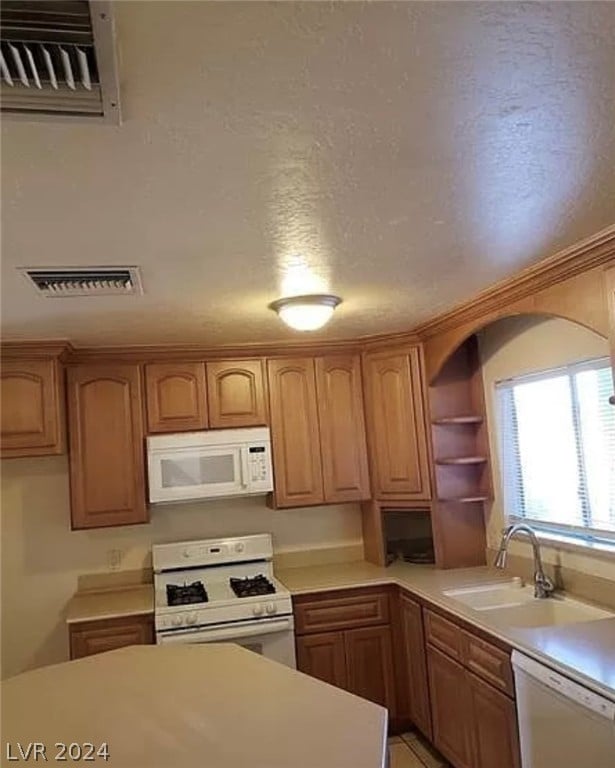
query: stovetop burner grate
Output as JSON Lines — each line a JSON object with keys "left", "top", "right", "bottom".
{"left": 230, "top": 574, "right": 276, "bottom": 598}
{"left": 166, "top": 581, "right": 208, "bottom": 606}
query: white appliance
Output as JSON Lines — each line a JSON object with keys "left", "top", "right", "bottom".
{"left": 152, "top": 533, "right": 296, "bottom": 669}
{"left": 512, "top": 651, "right": 615, "bottom": 768}
{"left": 147, "top": 427, "right": 273, "bottom": 503}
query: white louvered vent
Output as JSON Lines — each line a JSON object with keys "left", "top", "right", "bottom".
{"left": 20, "top": 267, "right": 143, "bottom": 297}
{"left": 1, "top": 1, "right": 120, "bottom": 123}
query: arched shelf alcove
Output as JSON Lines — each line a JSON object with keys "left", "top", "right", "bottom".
{"left": 427, "top": 310, "right": 610, "bottom": 569}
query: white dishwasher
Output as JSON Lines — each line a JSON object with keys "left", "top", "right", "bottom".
{"left": 512, "top": 651, "right": 615, "bottom": 768}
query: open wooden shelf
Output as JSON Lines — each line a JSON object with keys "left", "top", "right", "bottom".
{"left": 435, "top": 456, "right": 488, "bottom": 466}
{"left": 432, "top": 415, "right": 483, "bottom": 425}
{"left": 438, "top": 495, "right": 490, "bottom": 503}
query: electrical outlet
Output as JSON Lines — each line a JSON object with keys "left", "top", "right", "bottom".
{"left": 107, "top": 549, "right": 123, "bottom": 571}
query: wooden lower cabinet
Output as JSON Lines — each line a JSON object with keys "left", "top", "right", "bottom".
{"left": 296, "top": 631, "right": 347, "bottom": 689}
{"left": 296, "top": 625, "right": 395, "bottom": 711}
{"left": 426, "top": 632, "right": 521, "bottom": 768}
{"left": 468, "top": 671, "right": 520, "bottom": 768}
{"left": 69, "top": 615, "right": 154, "bottom": 660}
{"left": 294, "top": 589, "right": 396, "bottom": 714}
{"left": 427, "top": 645, "right": 474, "bottom": 768}
{"left": 344, "top": 626, "right": 396, "bottom": 710}
{"left": 399, "top": 594, "right": 432, "bottom": 739}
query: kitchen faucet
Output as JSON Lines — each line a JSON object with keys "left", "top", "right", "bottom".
{"left": 494, "top": 523, "right": 555, "bottom": 599}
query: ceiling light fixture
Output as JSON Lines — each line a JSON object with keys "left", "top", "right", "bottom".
{"left": 269, "top": 294, "right": 342, "bottom": 331}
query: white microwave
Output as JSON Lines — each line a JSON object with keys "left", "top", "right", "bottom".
{"left": 146, "top": 427, "right": 274, "bottom": 504}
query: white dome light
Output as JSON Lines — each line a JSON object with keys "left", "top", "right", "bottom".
{"left": 269, "top": 294, "right": 342, "bottom": 332}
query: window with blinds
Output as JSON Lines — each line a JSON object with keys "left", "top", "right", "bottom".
{"left": 496, "top": 357, "right": 615, "bottom": 543}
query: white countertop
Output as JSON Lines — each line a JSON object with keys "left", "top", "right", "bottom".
{"left": 276, "top": 560, "right": 615, "bottom": 700}
{"left": 65, "top": 584, "right": 154, "bottom": 624}
{"left": 1, "top": 645, "right": 387, "bottom": 768}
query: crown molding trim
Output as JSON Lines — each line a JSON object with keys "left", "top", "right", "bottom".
{"left": 414, "top": 223, "right": 615, "bottom": 340}
{"left": 0, "top": 340, "right": 74, "bottom": 360}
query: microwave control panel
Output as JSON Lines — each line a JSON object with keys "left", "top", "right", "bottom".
{"left": 248, "top": 446, "right": 270, "bottom": 483}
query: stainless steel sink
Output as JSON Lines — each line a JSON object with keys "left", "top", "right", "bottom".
{"left": 443, "top": 579, "right": 613, "bottom": 627}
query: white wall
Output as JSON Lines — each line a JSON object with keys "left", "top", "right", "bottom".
{"left": 0, "top": 456, "right": 362, "bottom": 678}
{"left": 479, "top": 315, "right": 614, "bottom": 580}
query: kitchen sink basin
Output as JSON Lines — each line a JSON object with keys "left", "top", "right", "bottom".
{"left": 443, "top": 578, "right": 533, "bottom": 610}
{"left": 482, "top": 597, "right": 613, "bottom": 628}
{"left": 443, "top": 579, "right": 613, "bottom": 627}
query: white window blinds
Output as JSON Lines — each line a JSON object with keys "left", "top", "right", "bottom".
{"left": 496, "top": 357, "right": 615, "bottom": 542}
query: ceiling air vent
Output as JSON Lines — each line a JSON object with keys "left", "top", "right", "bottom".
{"left": 20, "top": 267, "right": 143, "bottom": 297}
{"left": 0, "top": 1, "right": 120, "bottom": 123}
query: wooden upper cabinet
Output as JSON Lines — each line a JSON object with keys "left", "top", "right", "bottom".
{"left": 400, "top": 594, "right": 432, "bottom": 739}
{"left": 206, "top": 360, "right": 267, "bottom": 428}
{"left": 267, "top": 358, "right": 324, "bottom": 507}
{"left": 68, "top": 364, "right": 147, "bottom": 529}
{"left": 315, "top": 355, "right": 370, "bottom": 502}
{"left": 145, "top": 362, "right": 207, "bottom": 433}
{"left": 1, "top": 358, "right": 65, "bottom": 458}
{"left": 363, "top": 347, "right": 431, "bottom": 500}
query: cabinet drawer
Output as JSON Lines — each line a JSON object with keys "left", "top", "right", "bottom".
{"left": 294, "top": 590, "right": 390, "bottom": 635}
{"left": 69, "top": 615, "right": 154, "bottom": 660}
{"left": 425, "top": 610, "right": 463, "bottom": 660}
{"left": 462, "top": 630, "right": 514, "bottom": 696}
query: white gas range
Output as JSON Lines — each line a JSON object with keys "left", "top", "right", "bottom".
{"left": 152, "top": 533, "right": 296, "bottom": 668}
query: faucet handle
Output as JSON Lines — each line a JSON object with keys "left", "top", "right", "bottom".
{"left": 534, "top": 571, "right": 555, "bottom": 599}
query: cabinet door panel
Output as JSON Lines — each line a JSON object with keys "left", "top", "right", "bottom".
{"left": 315, "top": 355, "right": 370, "bottom": 502}
{"left": 145, "top": 362, "right": 207, "bottom": 432}
{"left": 267, "top": 358, "right": 324, "bottom": 507}
{"left": 344, "top": 626, "right": 396, "bottom": 711}
{"left": 68, "top": 365, "right": 147, "bottom": 529}
{"left": 400, "top": 594, "right": 432, "bottom": 739}
{"left": 1, "top": 358, "right": 64, "bottom": 457}
{"left": 206, "top": 360, "right": 267, "bottom": 428}
{"left": 70, "top": 616, "right": 154, "bottom": 660}
{"left": 427, "top": 644, "right": 473, "bottom": 768}
{"left": 363, "top": 348, "right": 431, "bottom": 500}
{"left": 468, "top": 672, "right": 521, "bottom": 768}
{"left": 296, "top": 632, "right": 347, "bottom": 690}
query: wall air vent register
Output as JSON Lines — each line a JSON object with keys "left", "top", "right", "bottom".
{"left": 20, "top": 267, "right": 143, "bottom": 297}
{"left": 0, "top": 0, "right": 120, "bottom": 123}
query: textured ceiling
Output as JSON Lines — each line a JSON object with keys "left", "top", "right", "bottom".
{"left": 2, "top": 1, "right": 615, "bottom": 345}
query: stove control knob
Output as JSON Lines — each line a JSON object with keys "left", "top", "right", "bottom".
{"left": 252, "top": 604, "right": 264, "bottom": 617}
{"left": 172, "top": 615, "right": 183, "bottom": 627}
{"left": 265, "top": 603, "right": 277, "bottom": 615}
{"left": 235, "top": 543, "right": 245, "bottom": 553}
{"left": 186, "top": 612, "right": 197, "bottom": 625}
{"left": 182, "top": 549, "right": 191, "bottom": 558}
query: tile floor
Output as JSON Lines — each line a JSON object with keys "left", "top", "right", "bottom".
{"left": 387, "top": 731, "right": 451, "bottom": 768}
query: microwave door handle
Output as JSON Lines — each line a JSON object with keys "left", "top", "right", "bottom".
{"left": 239, "top": 447, "right": 249, "bottom": 488}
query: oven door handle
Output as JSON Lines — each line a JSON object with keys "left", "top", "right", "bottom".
{"left": 158, "top": 617, "right": 293, "bottom": 645}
